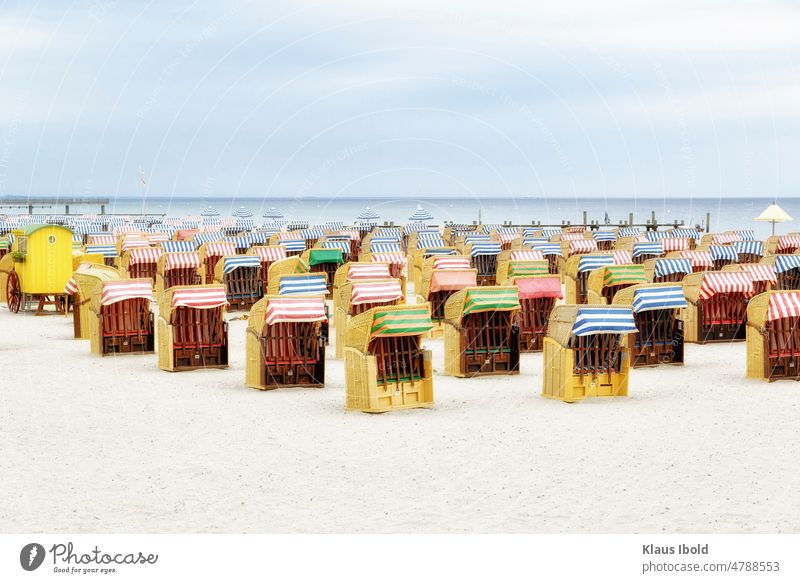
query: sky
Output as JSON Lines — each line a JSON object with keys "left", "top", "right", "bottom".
{"left": 0, "top": 0, "right": 798, "bottom": 199}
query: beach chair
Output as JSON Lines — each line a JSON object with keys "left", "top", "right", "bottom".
{"left": 681, "top": 270, "right": 754, "bottom": 343}
{"left": 120, "top": 247, "right": 162, "bottom": 286}
{"left": 465, "top": 241, "right": 502, "bottom": 286}
{"left": 766, "top": 234, "right": 800, "bottom": 255}
{"left": 319, "top": 237, "right": 354, "bottom": 263}
{"left": 510, "top": 275, "right": 562, "bottom": 352}
{"left": 443, "top": 286, "right": 521, "bottom": 377}
{"left": 612, "top": 283, "right": 686, "bottom": 367}
{"left": 645, "top": 257, "right": 694, "bottom": 283}
{"left": 559, "top": 239, "right": 599, "bottom": 285}
{"left": 213, "top": 254, "right": 262, "bottom": 311}
{"left": 416, "top": 256, "right": 478, "bottom": 334}
{"left": 746, "top": 291, "right": 800, "bottom": 381}
{"left": 732, "top": 241, "right": 764, "bottom": 264}
{"left": 762, "top": 255, "right": 800, "bottom": 290}
{"left": 88, "top": 279, "right": 155, "bottom": 356}
{"left": 586, "top": 264, "right": 647, "bottom": 304}
{"left": 332, "top": 262, "right": 395, "bottom": 311}
{"left": 721, "top": 263, "right": 776, "bottom": 296}
{"left": 67, "top": 264, "right": 121, "bottom": 340}
{"left": 709, "top": 245, "right": 739, "bottom": 270}
{"left": 301, "top": 248, "right": 344, "bottom": 294}
{"left": 410, "top": 246, "right": 457, "bottom": 290}
{"left": 333, "top": 278, "right": 404, "bottom": 359}
{"left": 157, "top": 285, "right": 229, "bottom": 371}
{"left": 265, "top": 256, "right": 310, "bottom": 293}
{"left": 630, "top": 241, "right": 665, "bottom": 264}
{"left": 592, "top": 231, "right": 617, "bottom": 251}
{"left": 0, "top": 238, "right": 9, "bottom": 261}
{"left": 155, "top": 252, "right": 201, "bottom": 298}
{"left": 247, "top": 245, "right": 287, "bottom": 295}
{"left": 542, "top": 306, "right": 636, "bottom": 403}
{"left": 84, "top": 243, "right": 119, "bottom": 266}
{"left": 344, "top": 304, "right": 434, "bottom": 413}
{"left": 495, "top": 249, "right": 546, "bottom": 284}
{"left": 360, "top": 249, "right": 406, "bottom": 281}
{"left": 667, "top": 249, "right": 714, "bottom": 273}
{"left": 564, "top": 252, "right": 612, "bottom": 304}
{"left": 198, "top": 241, "right": 236, "bottom": 284}
{"left": 245, "top": 296, "right": 327, "bottom": 389}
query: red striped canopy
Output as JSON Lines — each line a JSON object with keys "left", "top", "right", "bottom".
{"left": 777, "top": 235, "right": 800, "bottom": 251}
{"left": 277, "top": 232, "right": 301, "bottom": 240}
{"left": 679, "top": 250, "right": 714, "bottom": 267}
{"left": 515, "top": 276, "right": 563, "bottom": 300}
{"left": 498, "top": 233, "right": 518, "bottom": 243}
{"left": 741, "top": 264, "right": 776, "bottom": 283}
{"left": 612, "top": 250, "right": 633, "bottom": 264}
{"left": 347, "top": 263, "right": 392, "bottom": 281}
{"left": 128, "top": 247, "right": 163, "bottom": 265}
{"left": 564, "top": 226, "right": 585, "bottom": 233}
{"left": 148, "top": 233, "right": 169, "bottom": 243}
{"left": 698, "top": 272, "right": 754, "bottom": 300}
{"left": 120, "top": 239, "right": 150, "bottom": 251}
{"left": 171, "top": 286, "right": 228, "bottom": 309}
{"left": 264, "top": 297, "right": 326, "bottom": 325}
{"left": 101, "top": 279, "right": 154, "bottom": 305}
{"left": 712, "top": 233, "right": 738, "bottom": 245}
{"left": 204, "top": 242, "right": 236, "bottom": 257}
{"left": 568, "top": 240, "right": 597, "bottom": 255}
{"left": 371, "top": 252, "right": 405, "bottom": 265}
{"left": 510, "top": 250, "right": 544, "bottom": 261}
{"left": 662, "top": 238, "right": 691, "bottom": 252}
{"left": 351, "top": 279, "right": 404, "bottom": 305}
{"left": 88, "top": 235, "right": 116, "bottom": 245}
{"left": 64, "top": 278, "right": 79, "bottom": 295}
{"left": 560, "top": 232, "right": 585, "bottom": 241}
{"left": 334, "top": 230, "right": 360, "bottom": 240}
{"left": 165, "top": 252, "right": 201, "bottom": 270}
{"left": 251, "top": 246, "right": 286, "bottom": 263}
{"left": 433, "top": 257, "right": 471, "bottom": 270}
{"left": 766, "top": 292, "right": 800, "bottom": 321}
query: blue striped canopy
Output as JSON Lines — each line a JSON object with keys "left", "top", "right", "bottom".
{"left": 404, "top": 222, "right": 427, "bottom": 234}
{"left": 278, "top": 274, "right": 328, "bottom": 295}
{"left": 577, "top": 254, "right": 614, "bottom": 273}
{"left": 774, "top": 255, "right": 800, "bottom": 274}
{"left": 356, "top": 207, "right": 379, "bottom": 221}
{"left": 370, "top": 235, "right": 400, "bottom": 244}
{"left": 162, "top": 241, "right": 197, "bottom": 252}
{"left": 709, "top": 245, "right": 738, "bottom": 261}
{"left": 496, "top": 227, "right": 519, "bottom": 234}
{"left": 195, "top": 232, "right": 224, "bottom": 244}
{"left": 225, "top": 237, "right": 250, "bottom": 249}
{"left": 323, "top": 240, "right": 350, "bottom": 253}
{"left": 470, "top": 242, "right": 502, "bottom": 256}
{"left": 734, "top": 230, "right": 755, "bottom": 240}
{"left": 301, "top": 228, "right": 325, "bottom": 239}
{"left": 732, "top": 241, "right": 763, "bottom": 256}
{"left": 464, "top": 234, "right": 491, "bottom": 243}
{"left": 377, "top": 227, "right": 402, "bottom": 238}
{"left": 423, "top": 248, "right": 457, "bottom": 256}
{"left": 481, "top": 224, "right": 501, "bottom": 233}
{"left": 645, "top": 231, "right": 670, "bottom": 241}
{"left": 245, "top": 232, "right": 270, "bottom": 244}
{"left": 85, "top": 244, "right": 117, "bottom": 257}
{"left": 632, "top": 286, "right": 687, "bottom": 313}
{"left": 72, "top": 233, "right": 83, "bottom": 243}
{"left": 592, "top": 231, "right": 617, "bottom": 242}
{"left": 618, "top": 227, "right": 642, "bottom": 237}
{"left": 287, "top": 221, "right": 309, "bottom": 230}
{"left": 522, "top": 228, "right": 539, "bottom": 237}
{"left": 280, "top": 239, "right": 307, "bottom": 252}
{"left": 222, "top": 254, "right": 261, "bottom": 274}
{"left": 531, "top": 242, "right": 562, "bottom": 256}
{"left": 417, "top": 236, "right": 447, "bottom": 249}
{"left": 572, "top": 307, "right": 638, "bottom": 336}
{"left": 325, "top": 221, "right": 346, "bottom": 229}
{"left": 370, "top": 242, "right": 401, "bottom": 253}
{"left": 670, "top": 228, "right": 699, "bottom": 239}
{"left": 523, "top": 236, "right": 548, "bottom": 245}
{"left": 541, "top": 228, "right": 562, "bottom": 238}
{"left": 632, "top": 242, "right": 663, "bottom": 257}
{"left": 654, "top": 258, "right": 693, "bottom": 277}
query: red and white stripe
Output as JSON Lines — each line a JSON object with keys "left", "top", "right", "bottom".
{"left": 767, "top": 292, "right": 800, "bottom": 321}
{"left": 101, "top": 280, "right": 154, "bottom": 305}
{"left": 741, "top": 264, "right": 776, "bottom": 283}
{"left": 777, "top": 235, "right": 800, "bottom": 251}
{"left": 171, "top": 286, "right": 229, "bottom": 309}
{"left": 264, "top": 297, "right": 326, "bottom": 324}
{"left": 127, "top": 247, "right": 163, "bottom": 265}
{"left": 678, "top": 250, "right": 714, "bottom": 267}
{"left": 165, "top": 252, "right": 201, "bottom": 270}
{"left": 120, "top": 239, "right": 150, "bottom": 251}
{"left": 510, "top": 250, "right": 544, "bottom": 261}
{"left": 347, "top": 263, "right": 392, "bottom": 281}
{"left": 371, "top": 252, "right": 405, "bottom": 265}
{"left": 204, "top": 242, "right": 237, "bottom": 257}
{"left": 612, "top": 250, "right": 633, "bottom": 264}
{"left": 350, "top": 279, "right": 404, "bottom": 305}
{"left": 662, "top": 238, "right": 691, "bottom": 252}
{"left": 114, "top": 226, "right": 140, "bottom": 235}
{"left": 277, "top": 232, "right": 301, "bottom": 241}
{"left": 89, "top": 235, "right": 116, "bottom": 245}
{"left": 568, "top": 239, "right": 597, "bottom": 255}
{"left": 560, "top": 232, "right": 585, "bottom": 241}
{"left": 148, "top": 233, "right": 170, "bottom": 243}
{"left": 334, "top": 230, "right": 360, "bottom": 240}
{"left": 433, "top": 256, "right": 471, "bottom": 270}
{"left": 498, "top": 233, "right": 518, "bottom": 243}
{"left": 712, "top": 233, "right": 738, "bottom": 245}
{"left": 564, "top": 226, "right": 585, "bottom": 234}
{"left": 698, "top": 272, "right": 754, "bottom": 300}
{"left": 251, "top": 246, "right": 286, "bottom": 263}
{"left": 64, "top": 278, "right": 79, "bottom": 295}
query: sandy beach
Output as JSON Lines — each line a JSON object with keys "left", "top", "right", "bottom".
{"left": 1, "top": 295, "right": 798, "bottom": 534}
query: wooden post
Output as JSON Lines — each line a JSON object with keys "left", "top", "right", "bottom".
{"left": 628, "top": 212, "right": 634, "bottom": 227}
{"left": 705, "top": 212, "right": 711, "bottom": 233}
{"left": 651, "top": 210, "right": 656, "bottom": 227}
{"left": 583, "top": 211, "right": 588, "bottom": 226}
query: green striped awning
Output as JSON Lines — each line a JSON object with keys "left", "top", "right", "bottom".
{"left": 463, "top": 288, "right": 520, "bottom": 315}
{"left": 602, "top": 264, "right": 647, "bottom": 287}
{"left": 0, "top": 240, "right": 11, "bottom": 250}
{"left": 370, "top": 308, "right": 434, "bottom": 337}
{"left": 508, "top": 260, "right": 548, "bottom": 278}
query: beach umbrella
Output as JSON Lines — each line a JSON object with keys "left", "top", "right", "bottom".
{"left": 201, "top": 205, "right": 220, "bottom": 217}
{"left": 263, "top": 207, "right": 284, "bottom": 219}
{"left": 357, "top": 207, "right": 379, "bottom": 221}
{"left": 408, "top": 204, "right": 433, "bottom": 221}
{"left": 755, "top": 202, "right": 792, "bottom": 235}
{"left": 232, "top": 206, "right": 253, "bottom": 218}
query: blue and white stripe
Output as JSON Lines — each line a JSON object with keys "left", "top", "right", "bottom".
{"left": 577, "top": 254, "right": 614, "bottom": 273}
{"left": 85, "top": 244, "right": 117, "bottom": 258}
{"left": 464, "top": 234, "right": 491, "bottom": 244}
{"left": 571, "top": 307, "right": 638, "bottom": 336}
{"left": 592, "top": 231, "right": 617, "bottom": 242}
{"left": 469, "top": 242, "right": 502, "bottom": 256}
{"left": 632, "top": 286, "right": 687, "bottom": 313}
{"left": 530, "top": 242, "right": 562, "bottom": 256}
{"left": 709, "top": 245, "right": 738, "bottom": 261}
{"left": 732, "top": 240, "right": 763, "bottom": 256}
{"left": 222, "top": 254, "right": 262, "bottom": 274}
{"left": 774, "top": 255, "right": 800, "bottom": 274}
{"left": 370, "top": 242, "right": 401, "bottom": 253}
{"left": 541, "top": 228, "right": 562, "bottom": 239}
{"left": 225, "top": 236, "right": 250, "bottom": 249}
{"left": 417, "top": 236, "right": 447, "bottom": 249}
{"left": 245, "top": 232, "right": 270, "bottom": 245}
{"left": 654, "top": 258, "right": 693, "bottom": 277}
{"left": 632, "top": 242, "right": 663, "bottom": 258}
{"left": 280, "top": 239, "right": 307, "bottom": 252}
{"left": 423, "top": 248, "right": 457, "bottom": 256}
{"left": 618, "top": 227, "right": 642, "bottom": 237}
{"left": 278, "top": 274, "right": 328, "bottom": 295}
{"left": 301, "top": 228, "right": 325, "bottom": 240}
{"left": 195, "top": 232, "right": 224, "bottom": 244}
{"left": 323, "top": 240, "right": 350, "bottom": 253}
{"left": 162, "top": 240, "right": 197, "bottom": 252}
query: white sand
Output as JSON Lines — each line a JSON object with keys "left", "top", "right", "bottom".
{"left": 1, "top": 302, "right": 799, "bottom": 534}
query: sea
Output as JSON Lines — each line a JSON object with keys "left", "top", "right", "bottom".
{"left": 1, "top": 195, "right": 793, "bottom": 239}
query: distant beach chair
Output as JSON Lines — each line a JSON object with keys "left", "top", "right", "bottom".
{"left": 247, "top": 245, "right": 286, "bottom": 295}
{"left": 334, "top": 278, "right": 404, "bottom": 359}
{"left": 746, "top": 290, "right": 800, "bottom": 381}
{"left": 155, "top": 252, "right": 202, "bottom": 298}
{"left": 465, "top": 241, "right": 503, "bottom": 286}
{"left": 332, "top": 261, "right": 394, "bottom": 310}
{"left": 120, "top": 247, "right": 162, "bottom": 286}
{"left": 245, "top": 296, "right": 327, "bottom": 389}
{"left": 495, "top": 249, "right": 546, "bottom": 284}
{"left": 198, "top": 241, "right": 236, "bottom": 284}
{"left": 761, "top": 254, "right": 800, "bottom": 290}
{"left": 510, "top": 275, "right": 562, "bottom": 352}
{"left": 682, "top": 270, "right": 754, "bottom": 343}
{"left": 721, "top": 263, "right": 776, "bottom": 296}
{"left": 157, "top": 285, "right": 229, "bottom": 371}
{"left": 88, "top": 279, "right": 155, "bottom": 356}
{"left": 586, "top": 264, "right": 647, "bottom": 304}
{"left": 67, "top": 263, "right": 121, "bottom": 340}
{"left": 344, "top": 304, "right": 434, "bottom": 413}
{"left": 416, "top": 256, "right": 478, "bottom": 335}
{"left": 564, "top": 251, "right": 631, "bottom": 304}
{"left": 542, "top": 305, "right": 636, "bottom": 403}
{"left": 213, "top": 254, "right": 262, "bottom": 311}
{"left": 301, "top": 248, "right": 344, "bottom": 295}
{"left": 766, "top": 234, "right": 800, "bottom": 255}
{"left": 612, "top": 283, "right": 686, "bottom": 367}
{"left": 442, "top": 286, "right": 521, "bottom": 377}
{"left": 644, "top": 257, "right": 694, "bottom": 283}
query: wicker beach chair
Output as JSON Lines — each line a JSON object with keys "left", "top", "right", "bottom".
{"left": 213, "top": 254, "right": 262, "bottom": 311}
{"left": 681, "top": 270, "right": 754, "bottom": 343}
{"left": 510, "top": 275, "right": 562, "bottom": 352}
{"left": 245, "top": 296, "right": 327, "bottom": 389}
{"left": 629, "top": 241, "right": 665, "bottom": 264}
{"left": 415, "top": 256, "right": 478, "bottom": 334}
{"left": 542, "top": 305, "right": 636, "bottom": 403}
{"left": 746, "top": 291, "right": 800, "bottom": 381}
{"left": 731, "top": 240, "right": 764, "bottom": 264}
{"left": 333, "top": 278, "right": 404, "bottom": 359}
{"left": 644, "top": 257, "right": 694, "bottom": 283}
{"left": 67, "top": 264, "right": 121, "bottom": 340}
{"left": 120, "top": 247, "right": 162, "bottom": 286}
{"left": 721, "top": 263, "right": 776, "bottom": 296}
{"left": 443, "top": 286, "right": 521, "bottom": 377}
{"left": 465, "top": 241, "right": 503, "bottom": 286}
{"left": 301, "top": 248, "right": 343, "bottom": 294}
{"left": 88, "top": 279, "right": 155, "bottom": 356}
{"left": 766, "top": 234, "right": 800, "bottom": 255}
{"left": 344, "top": 304, "right": 434, "bottom": 413}
{"left": 247, "top": 245, "right": 287, "bottom": 295}
{"left": 155, "top": 252, "right": 201, "bottom": 298}
{"left": 495, "top": 249, "right": 546, "bottom": 285}
{"left": 265, "top": 256, "right": 310, "bottom": 294}
{"left": 157, "top": 285, "right": 229, "bottom": 371}
{"left": 761, "top": 254, "right": 800, "bottom": 290}
{"left": 198, "top": 241, "right": 236, "bottom": 284}
{"left": 332, "top": 262, "right": 394, "bottom": 311}
{"left": 586, "top": 264, "right": 647, "bottom": 305}
{"left": 612, "top": 283, "right": 686, "bottom": 367}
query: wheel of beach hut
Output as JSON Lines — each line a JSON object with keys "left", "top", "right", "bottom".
{"left": 6, "top": 270, "right": 21, "bottom": 313}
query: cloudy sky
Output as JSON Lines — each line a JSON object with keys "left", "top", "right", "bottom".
{"left": 0, "top": 0, "right": 798, "bottom": 199}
